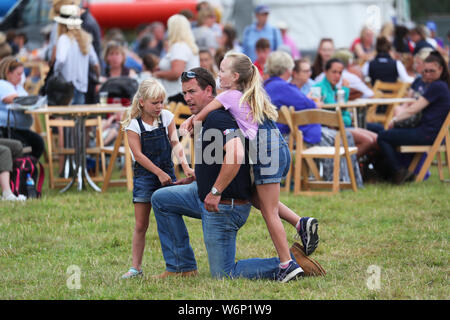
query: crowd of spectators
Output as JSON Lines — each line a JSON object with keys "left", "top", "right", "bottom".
{"left": 0, "top": 0, "right": 449, "bottom": 201}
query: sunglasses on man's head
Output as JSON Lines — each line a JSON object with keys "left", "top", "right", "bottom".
{"left": 182, "top": 71, "right": 198, "bottom": 79}
{"left": 182, "top": 71, "right": 215, "bottom": 88}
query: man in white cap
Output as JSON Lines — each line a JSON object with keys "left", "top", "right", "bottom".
{"left": 242, "top": 4, "right": 282, "bottom": 62}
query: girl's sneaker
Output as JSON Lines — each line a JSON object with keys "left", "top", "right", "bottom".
{"left": 276, "top": 261, "right": 304, "bottom": 283}
{"left": 121, "top": 267, "right": 143, "bottom": 279}
{"left": 295, "top": 217, "right": 319, "bottom": 256}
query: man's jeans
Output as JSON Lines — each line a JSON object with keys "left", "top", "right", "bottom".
{"left": 151, "top": 182, "right": 280, "bottom": 279}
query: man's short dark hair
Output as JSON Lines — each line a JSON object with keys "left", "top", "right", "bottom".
{"left": 376, "top": 36, "right": 391, "bottom": 53}
{"left": 181, "top": 67, "right": 217, "bottom": 96}
{"left": 255, "top": 38, "right": 270, "bottom": 50}
{"left": 325, "top": 58, "right": 344, "bottom": 71}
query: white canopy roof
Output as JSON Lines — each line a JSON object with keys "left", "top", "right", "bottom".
{"left": 221, "top": 0, "right": 399, "bottom": 52}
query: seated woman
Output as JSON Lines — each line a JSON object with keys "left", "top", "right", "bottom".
{"left": 394, "top": 47, "right": 434, "bottom": 118}
{"left": 311, "top": 38, "right": 335, "bottom": 81}
{"left": 99, "top": 41, "right": 136, "bottom": 146}
{"left": 0, "top": 138, "right": 26, "bottom": 201}
{"left": 0, "top": 57, "right": 44, "bottom": 160}
{"left": 100, "top": 41, "right": 135, "bottom": 85}
{"left": 378, "top": 51, "right": 450, "bottom": 184}
{"left": 313, "top": 58, "right": 378, "bottom": 158}
{"left": 291, "top": 59, "right": 315, "bottom": 96}
{"left": 264, "top": 51, "right": 363, "bottom": 187}
{"left": 350, "top": 25, "right": 376, "bottom": 64}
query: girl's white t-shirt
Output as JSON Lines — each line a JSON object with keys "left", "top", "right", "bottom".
{"left": 125, "top": 109, "right": 174, "bottom": 160}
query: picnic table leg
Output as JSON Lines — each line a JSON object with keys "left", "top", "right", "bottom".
{"left": 358, "top": 107, "right": 367, "bottom": 129}
{"left": 78, "top": 116, "right": 101, "bottom": 192}
{"left": 60, "top": 121, "right": 79, "bottom": 193}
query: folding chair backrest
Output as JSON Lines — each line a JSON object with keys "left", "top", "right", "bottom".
{"left": 289, "top": 107, "right": 357, "bottom": 194}
{"left": 291, "top": 108, "right": 341, "bottom": 128}
{"left": 277, "top": 106, "right": 294, "bottom": 132}
{"left": 173, "top": 103, "right": 192, "bottom": 127}
{"left": 372, "top": 80, "right": 409, "bottom": 99}
{"left": 166, "top": 101, "right": 178, "bottom": 113}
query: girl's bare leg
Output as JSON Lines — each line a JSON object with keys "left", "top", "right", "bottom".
{"left": 132, "top": 202, "right": 151, "bottom": 271}
{"left": 255, "top": 183, "right": 292, "bottom": 262}
{"left": 251, "top": 194, "right": 300, "bottom": 228}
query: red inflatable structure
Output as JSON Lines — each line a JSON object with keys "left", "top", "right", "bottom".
{"left": 89, "top": 0, "right": 198, "bottom": 29}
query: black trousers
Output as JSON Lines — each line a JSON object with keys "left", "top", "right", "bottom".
{"left": 0, "top": 127, "right": 45, "bottom": 160}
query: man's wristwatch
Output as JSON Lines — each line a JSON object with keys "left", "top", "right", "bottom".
{"left": 211, "top": 187, "right": 222, "bottom": 196}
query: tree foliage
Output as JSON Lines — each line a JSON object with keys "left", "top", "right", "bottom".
{"left": 410, "top": 0, "right": 450, "bottom": 19}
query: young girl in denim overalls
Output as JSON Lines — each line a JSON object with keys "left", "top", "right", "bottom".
{"left": 181, "top": 53, "right": 319, "bottom": 283}
{"left": 121, "top": 79, "right": 194, "bottom": 279}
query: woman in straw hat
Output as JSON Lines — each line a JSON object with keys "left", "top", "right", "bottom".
{"left": 53, "top": 4, "right": 99, "bottom": 105}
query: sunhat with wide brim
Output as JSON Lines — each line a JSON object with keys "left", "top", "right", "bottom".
{"left": 54, "top": 4, "right": 82, "bottom": 28}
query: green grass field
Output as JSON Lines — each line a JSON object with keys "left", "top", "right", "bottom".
{"left": 0, "top": 167, "right": 448, "bottom": 300}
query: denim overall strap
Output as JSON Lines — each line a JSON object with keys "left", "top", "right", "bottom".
{"left": 134, "top": 116, "right": 175, "bottom": 176}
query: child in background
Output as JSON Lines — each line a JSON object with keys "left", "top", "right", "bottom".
{"left": 254, "top": 38, "right": 271, "bottom": 79}
{"left": 181, "top": 53, "right": 319, "bottom": 282}
{"left": 121, "top": 79, "right": 195, "bottom": 279}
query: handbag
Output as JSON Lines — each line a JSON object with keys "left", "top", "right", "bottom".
{"left": 40, "top": 64, "right": 74, "bottom": 106}
{"left": 394, "top": 112, "right": 422, "bottom": 128}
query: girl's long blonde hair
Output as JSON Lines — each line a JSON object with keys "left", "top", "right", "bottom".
{"left": 121, "top": 79, "right": 167, "bottom": 128}
{"left": 225, "top": 52, "right": 277, "bottom": 124}
{"left": 58, "top": 24, "right": 92, "bottom": 55}
{"left": 167, "top": 14, "right": 199, "bottom": 55}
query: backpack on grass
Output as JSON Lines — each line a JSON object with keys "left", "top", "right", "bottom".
{"left": 10, "top": 156, "right": 44, "bottom": 198}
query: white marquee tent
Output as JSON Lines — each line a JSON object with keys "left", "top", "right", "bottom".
{"left": 219, "top": 0, "right": 411, "bottom": 53}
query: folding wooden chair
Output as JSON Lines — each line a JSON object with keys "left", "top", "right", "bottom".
{"left": 366, "top": 80, "right": 410, "bottom": 129}
{"left": 398, "top": 112, "right": 450, "bottom": 182}
{"left": 101, "top": 122, "right": 133, "bottom": 192}
{"left": 277, "top": 106, "right": 322, "bottom": 193}
{"left": 45, "top": 115, "right": 106, "bottom": 189}
{"left": 23, "top": 61, "right": 49, "bottom": 96}
{"left": 291, "top": 108, "right": 358, "bottom": 195}
{"left": 171, "top": 103, "right": 194, "bottom": 178}
{"left": 277, "top": 106, "right": 295, "bottom": 192}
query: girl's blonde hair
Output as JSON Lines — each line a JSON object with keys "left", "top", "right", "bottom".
{"left": 58, "top": 23, "right": 92, "bottom": 55}
{"left": 224, "top": 52, "right": 278, "bottom": 124}
{"left": 121, "top": 79, "right": 167, "bottom": 128}
{"left": 167, "top": 14, "right": 199, "bottom": 55}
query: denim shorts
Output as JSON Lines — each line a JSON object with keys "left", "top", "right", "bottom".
{"left": 251, "top": 119, "right": 291, "bottom": 185}
{"left": 132, "top": 167, "right": 176, "bottom": 203}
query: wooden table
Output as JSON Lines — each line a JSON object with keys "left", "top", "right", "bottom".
{"left": 27, "top": 104, "right": 128, "bottom": 193}
{"left": 322, "top": 98, "right": 416, "bottom": 128}
{"left": 322, "top": 101, "right": 369, "bottom": 128}
{"left": 354, "top": 97, "right": 416, "bottom": 105}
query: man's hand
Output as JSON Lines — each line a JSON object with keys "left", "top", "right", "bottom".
{"left": 173, "top": 175, "right": 196, "bottom": 185}
{"left": 342, "top": 78, "right": 350, "bottom": 88}
{"left": 388, "top": 118, "right": 395, "bottom": 130}
{"left": 204, "top": 192, "right": 221, "bottom": 212}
